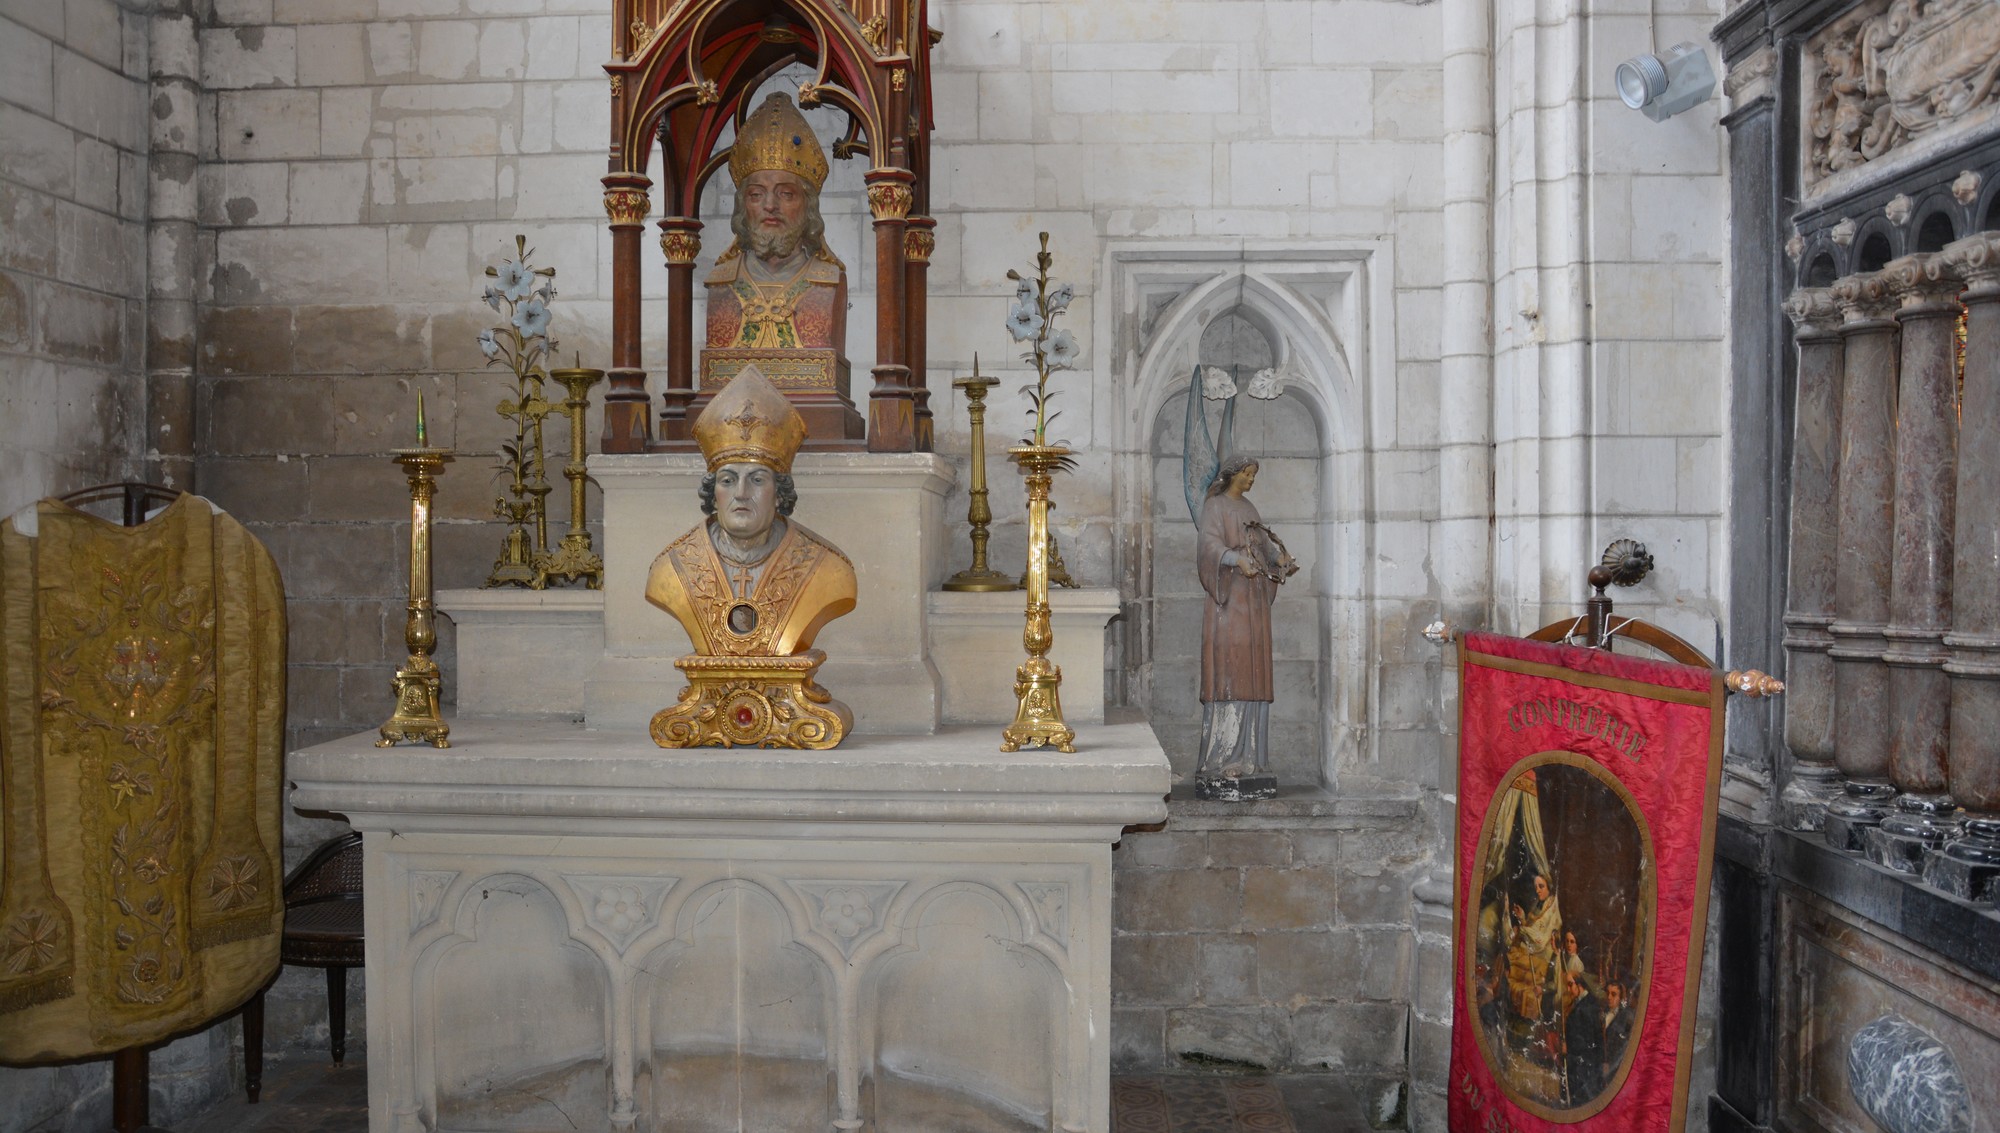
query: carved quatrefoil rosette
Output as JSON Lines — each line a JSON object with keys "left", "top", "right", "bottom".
{"left": 562, "top": 874, "right": 678, "bottom": 952}
{"left": 789, "top": 881, "right": 904, "bottom": 958}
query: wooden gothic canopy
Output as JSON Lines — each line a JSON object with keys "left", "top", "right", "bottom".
{"left": 598, "top": 0, "right": 942, "bottom": 454}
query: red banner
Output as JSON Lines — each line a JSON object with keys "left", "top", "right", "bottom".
{"left": 1448, "top": 632, "right": 1723, "bottom": 1132}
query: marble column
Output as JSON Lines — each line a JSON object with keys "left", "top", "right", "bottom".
{"left": 1824, "top": 271, "right": 1901, "bottom": 852}
{"left": 1869, "top": 254, "right": 1965, "bottom": 871}
{"left": 1780, "top": 287, "right": 1846, "bottom": 831}
{"left": 1931, "top": 231, "right": 2000, "bottom": 904}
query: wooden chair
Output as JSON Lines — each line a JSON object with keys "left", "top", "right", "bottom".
{"left": 244, "top": 832, "right": 365, "bottom": 1096}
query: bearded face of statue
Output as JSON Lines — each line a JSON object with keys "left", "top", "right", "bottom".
{"left": 735, "top": 169, "right": 820, "bottom": 263}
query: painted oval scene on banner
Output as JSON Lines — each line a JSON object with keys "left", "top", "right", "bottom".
{"left": 1464, "top": 752, "right": 1657, "bottom": 1121}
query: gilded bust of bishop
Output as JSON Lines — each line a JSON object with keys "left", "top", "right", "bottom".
{"left": 646, "top": 366, "right": 857, "bottom": 749}
{"left": 706, "top": 92, "right": 846, "bottom": 356}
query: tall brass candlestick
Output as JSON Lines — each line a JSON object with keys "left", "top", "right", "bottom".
{"left": 1000, "top": 444, "right": 1076, "bottom": 753}
{"left": 943, "top": 358, "right": 1017, "bottom": 592}
{"left": 378, "top": 438, "right": 454, "bottom": 748}
{"left": 538, "top": 363, "right": 605, "bottom": 588}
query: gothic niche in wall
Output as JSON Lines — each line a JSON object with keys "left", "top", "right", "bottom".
{"left": 1807, "top": 0, "right": 2000, "bottom": 190}
{"left": 1147, "top": 310, "right": 1327, "bottom": 787}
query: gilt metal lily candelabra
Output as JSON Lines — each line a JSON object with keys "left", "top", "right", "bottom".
{"left": 477, "top": 236, "right": 601, "bottom": 589}
{"left": 999, "top": 232, "right": 1080, "bottom": 754}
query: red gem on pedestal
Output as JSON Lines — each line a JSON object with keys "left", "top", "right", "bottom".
{"left": 734, "top": 705, "right": 756, "bottom": 728}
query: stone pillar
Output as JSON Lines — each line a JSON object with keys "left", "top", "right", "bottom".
{"left": 865, "top": 170, "right": 916, "bottom": 453}
{"left": 147, "top": 2, "right": 201, "bottom": 490}
{"left": 1930, "top": 231, "right": 2000, "bottom": 903}
{"left": 656, "top": 218, "right": 702, "bottom": 442}
{"left": 601, "top": 174, "right": 653, "bottom": 452}
{"left": 1867, "top": 254, "right": 1964, "bottom": 872}
{"left": 1779, "top": 287, "right": 1845, "bottom": 831}
{"left": 1823, "top": 271, "right": 1901, "bottom": 852}
{"left": 904, "top": 217, "right": 936, "bottom": 452}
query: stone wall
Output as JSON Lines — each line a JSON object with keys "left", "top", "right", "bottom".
{"left": 1484, "top": 0, "right": 1728, "bottom": 649}
{"left": 1110, "top": 798, "right": 1428, "bottom": 1088}
{"left": 0, "top": 0, "right": 146, "bottom": 511}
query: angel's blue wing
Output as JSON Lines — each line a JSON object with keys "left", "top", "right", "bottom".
{"left": 1180, "top": 367, "right": 1238, "bottom": 522}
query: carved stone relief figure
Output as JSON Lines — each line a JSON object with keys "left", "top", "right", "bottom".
{"left": 1807, "top": 0, "right": 2000, "bottom": 187}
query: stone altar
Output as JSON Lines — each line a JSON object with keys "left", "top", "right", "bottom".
{"left": 289, "top": 717, "right": 1169, "bottom": 1133}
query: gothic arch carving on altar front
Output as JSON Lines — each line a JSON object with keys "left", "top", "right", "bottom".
{"left": 384, "top": 856, "right": 1090, "bottom": 1132}
{"left": 1096, "top": 242, "right": 1393, "bottom": 787}
{"left": 598, "top": 0, "right": 942, "bottom": 454}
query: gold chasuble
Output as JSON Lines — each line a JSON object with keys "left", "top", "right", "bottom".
{"left": 0, "top": 495, "right": 285, "bottom": 1062}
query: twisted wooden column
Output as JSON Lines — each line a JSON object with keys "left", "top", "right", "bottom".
{"left": 657, "top": 218, "right": 702, "bottom": 441}
{"left": 905, "top": 216, "right": 936, "bottom": 451}
{"left": 1933, "top": 231, "right": 2000, "bottom": 902}
{"left": 1779, "top": 286, "right": 1845, "bottom": 831}
{"left": 1870, "top": 253, "right": 1965, "bottom": 871}
{"left": 1823, "top": 271, "right": 1901, "bottom": 851}
{"left": 865, "top": 170, "right": 916, "bottom": 452}
{"left": 601, "top": 174, "right": 653, "bottom": 452}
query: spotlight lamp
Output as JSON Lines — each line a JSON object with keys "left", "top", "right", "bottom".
{"left": 1614, "top": 42, "right": 1715, "bottom": 122}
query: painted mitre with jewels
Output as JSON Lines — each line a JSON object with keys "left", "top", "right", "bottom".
{"left": 645, "top": 368, "right": 856, "bottom": 749}
{"left": 729, "top": 91, "right": 829, "bottom": 190}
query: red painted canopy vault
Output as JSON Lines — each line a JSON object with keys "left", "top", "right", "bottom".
{"left": 597, "top": 0, "right": 942, "bottom": 454}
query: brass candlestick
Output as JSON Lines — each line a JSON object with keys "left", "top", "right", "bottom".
{"left": 379, "top": 423, "right": 454, "bottom": 748}
{"left": 1019, "top": 503, "right": 1079, "bottom": 589}
{"left": 537, "top": 362, "right": 605, "bottom": 588}
{"left": 944, "top": 358, "right": 1017, "bottom": 592}
{"left": 1000, "top": 444, "right": 1076, "bottom": 753}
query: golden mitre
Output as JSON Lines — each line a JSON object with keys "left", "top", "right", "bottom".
{"left": 729, "top": 92, "right": 829, "bottom": 190}
{"left": 693, "top": 365, "right": 809, "bottom": 473}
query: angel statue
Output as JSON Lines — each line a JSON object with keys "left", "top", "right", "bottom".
{"left": 1182, "top": 366, "right": 1298, "bottom": 801}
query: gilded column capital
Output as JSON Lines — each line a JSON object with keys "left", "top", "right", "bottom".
{"left": 903, "top": 223, "right": 934, "bottom": 263}
{"left": 867, "top": 182, "right": 913, "bottom": 221}
{"left": 658, "top": 221, "right": 701, "bottom": 265}
{"left": 604, "top": 188, "right": 651, "bottom": 227}
{"left": 1945, "top": 230, "right": 2000, "bottom": 299}
{"left": 1833, "top": 271, "right": 1899, "bottom": 325}
{"left": 1783, "top": 287, "right": 1843, "bottom": 338}
{"left": 1882, "top": 252, "right": 1963, "bottom": 314}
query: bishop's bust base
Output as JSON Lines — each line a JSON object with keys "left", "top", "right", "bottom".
{"left": 651, "top": 648, "right": 853, "bottom": 749}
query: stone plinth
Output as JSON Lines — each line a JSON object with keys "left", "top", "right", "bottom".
{"left": 928, "top": 588, "right": 1121, "bottom": 724}
{"left": 290, "top": 718, "right": 1171, "bottom": 1133}
{"left": 440, "top": 588, "right": 604, "bottom": 717}
{"left": 591, "top": 452, "right": 955, "bottom": 735}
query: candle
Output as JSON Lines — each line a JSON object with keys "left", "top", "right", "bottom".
{"left": 416, "top": 391, "right": 427, "bottom": 447}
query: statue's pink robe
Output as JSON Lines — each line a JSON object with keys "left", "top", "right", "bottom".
{"left": 1196, "top": 492, "right": 1278, "bottom": 704}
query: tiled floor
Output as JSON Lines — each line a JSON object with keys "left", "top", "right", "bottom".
{"left": 171, "top": 1058, "right": 1391, "bottom": 1132}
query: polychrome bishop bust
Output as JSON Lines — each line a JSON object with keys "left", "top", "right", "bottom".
{"left": 646, "top": 365, "right": 857, "bottom": 749}
{"left": 695, "top": 91, "right": 867, "bottom": 442}
{"left": 705, "top": 92, "right": 846, "bottom": 354}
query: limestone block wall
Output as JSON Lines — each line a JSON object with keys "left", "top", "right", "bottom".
{"left": 0, "top": 0, "right": 147, "bottom": 511}
{"left": 1109, "top": 800, "right": 1428, "bottom": 1085}
{"left": 1484, "top": 0, "right": 1729, "bottom": 650}
{"left": 182, "top": 0, "right": 1455, "bottom": 792}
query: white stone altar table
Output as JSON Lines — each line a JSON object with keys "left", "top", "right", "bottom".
{"left": 289, "top": 718, "right": 1170, "bottom": 1133}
